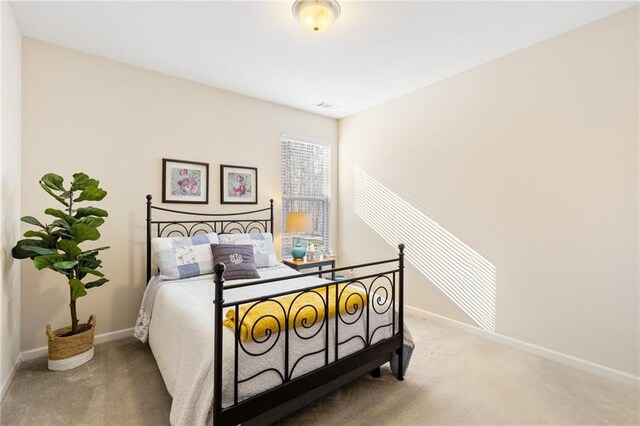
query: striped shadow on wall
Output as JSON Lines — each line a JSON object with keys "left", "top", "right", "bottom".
{"left": 354, "top": 167, "right": 496, "bottom": 332}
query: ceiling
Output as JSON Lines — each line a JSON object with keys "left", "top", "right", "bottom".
{"left": 10, "top": 1, "right": 636, "bottom": 119}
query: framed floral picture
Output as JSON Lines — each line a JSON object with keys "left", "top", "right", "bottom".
{"left": 220, "top": 165, "right": 258, "bottom": 204}
{"left": 162, "top": 158, "right": 209, "bottom": 204}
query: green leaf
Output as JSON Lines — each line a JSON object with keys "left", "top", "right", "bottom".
{"left": 53, "top": 260, "right": 78, "bottom": 269}
{"left": 85, "top": 278, "right": 108, "bottom": 289}
{"left": 70, "top": 223, "right": 100, "bottom": 243}
{"left": 41, "top": 173, "right": 65, "bottom": 191}
{"left": 51, "top": 219, "right": 71, "bottom": 232}
{"left": 12, "top": 239, "right": 50, "bottom": 259}
{"left": 79, "top": 267, "right": 104, "bottom": 277}
{"left": 23, "top": 230, "right": 55, "bottom": 243}
{"left": 74, "top": 188, "right": 107, "bottom": 203}
{"left": 71, "top": 173, "right": 99, "bottom": 191}
{"left": 78, "top": 253, "right": 99, "bottom": 275}
{"left": 69, "top": 279, "right": 87, "bottom": 300}
{"left": 77, "top": 246, "right": 109, "bottom": 258}
{"left": 40, "top": 182, "right": 69, "bottom": 207}
{"left": 21, "top": 216, "right": 45, "bottom": 228}
{"left": 22, "top": 245, "right": 59, "bottom": 255}
{"left": 23, "top": 230, "right": 45, "bottom": 238}
{"left": 78, "top": 251, "right": 98, "bottom": 260}
{"left": 32, "top": 254, "right": 64, "bottom": 270}
{"left": 77, "top": 258, "right": 101, "bottom": 279}
{"left": 50, "top": 229, "right": 68, "bottom": 238}
{"left": 51, "top": 230, "right": 71, "bottom": 240}
{"left": 72, "top": 172, "right": 89, "bottom": 183}
{"left": 77, "top": 217, "right": 104, "bottom": 228}
{"left": 44, "top": 208, "right": 76, "bottom": 224}
{"left": 57, "top": 240, "right": 82, "bottom": 258}
{"left": 75, "top": 207, "right": 108, "bottom": 218}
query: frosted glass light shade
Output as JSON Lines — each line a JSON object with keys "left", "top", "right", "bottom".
{"left": 292, "top": 0, "right": 341, "bottom": 33}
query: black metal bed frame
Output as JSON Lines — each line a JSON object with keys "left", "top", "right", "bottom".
{"left": 145, "top": 195, "right": 405, "bottom": 425}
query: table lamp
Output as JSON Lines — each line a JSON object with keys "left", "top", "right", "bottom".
{"left": 286, "top": 212, "right": 311, "bottom": 260}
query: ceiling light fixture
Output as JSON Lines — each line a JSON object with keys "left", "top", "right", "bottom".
{"left": 292, "top": 0, "right": 341, "bottom": 33}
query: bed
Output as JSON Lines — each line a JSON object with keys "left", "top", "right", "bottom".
{"left": 138, "top": 195, "right": 406, "bottom": 425}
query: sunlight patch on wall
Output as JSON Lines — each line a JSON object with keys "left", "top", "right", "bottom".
{"left": 354, "top": 167, "right": 496, "bottom": 332}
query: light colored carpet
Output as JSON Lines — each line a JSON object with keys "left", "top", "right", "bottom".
{"left": 1, "top": 311, "right": 638, "bottom": 425}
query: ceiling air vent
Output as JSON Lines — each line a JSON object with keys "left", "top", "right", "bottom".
{"left": 316, "top": 101, "right": 337, "bottom": 110}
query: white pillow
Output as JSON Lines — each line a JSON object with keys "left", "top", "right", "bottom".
{"left": 151, "top": 232, "right": 219, "bottom": 281}
{"left": 217, "top": 232, "right": 277, "bottom": 268}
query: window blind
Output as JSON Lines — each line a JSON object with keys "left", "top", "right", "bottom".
{"left": 281, "top": 137, "right": 331, "bottom": 258}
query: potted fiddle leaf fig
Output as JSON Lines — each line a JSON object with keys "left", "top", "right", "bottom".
{"left": 12, "top": 173, "right": 109, "bottom": 371}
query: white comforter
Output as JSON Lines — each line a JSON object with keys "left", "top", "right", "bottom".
{"left": 139, "top": 264, "right": 393, "bottom": 426}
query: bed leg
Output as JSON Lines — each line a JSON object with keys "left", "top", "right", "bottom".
{"left": 370, "top": 366, "right": 381, "bottom": 378}
{"left": 397, "top": 243, "right": 405, "bottom": 382}
{"left": 396, "top": 347, "right": 404, "bottom": 381}
{"left": 213, "top": 263, "right": 226, "bottom": 426}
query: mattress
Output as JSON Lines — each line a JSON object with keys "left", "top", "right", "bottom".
{"left": 141, "top": 264, "right": 393, "bottom": 425}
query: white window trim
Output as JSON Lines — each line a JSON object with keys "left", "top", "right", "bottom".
{"left": 280, "top": 135, "right": 332, "bottom": 259}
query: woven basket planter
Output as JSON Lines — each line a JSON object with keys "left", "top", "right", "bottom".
{"left": 46, "top": 315, "right": 96, "bottom": 371}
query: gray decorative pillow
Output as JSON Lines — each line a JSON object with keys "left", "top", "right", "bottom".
{"left": 210, "top": 244, "right": 260, "bottom": 281}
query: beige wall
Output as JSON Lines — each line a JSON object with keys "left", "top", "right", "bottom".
{"left": 0, "top": 1, "right": 22, "bottom": 398}
{"left": 21, "top": 39, "right": 337, "bottom": 352}
{"left": 338, "top": 7, "right": 639, "bottom": 375}
{"left": 17, "top": 6, "right": 640, "bottom": 377}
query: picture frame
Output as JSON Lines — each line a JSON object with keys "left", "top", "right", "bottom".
{"left": 220, "top": 164, "right": 258, "bottom": 204}
{"left": 162, "top": 158, "right": 209, "bottom": 204}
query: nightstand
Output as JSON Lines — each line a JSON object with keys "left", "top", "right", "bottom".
{"left": 282, "top": 257, "right": 336, "bottom": 280}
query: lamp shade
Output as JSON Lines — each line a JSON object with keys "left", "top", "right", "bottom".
{"left": 286, "top": 212, "right": 312, "bottom": 233}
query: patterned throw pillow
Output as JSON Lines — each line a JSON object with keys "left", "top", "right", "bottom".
{"left": 152, "top": 233, "right": 220, "bottom": 281}
{"left": 217, "top": 233, "right": 277, "bottom": 268}
{"left": 210, "top": 244, "right": 260, "bottom": 281}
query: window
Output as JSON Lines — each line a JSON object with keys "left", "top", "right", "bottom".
{"left": 281, "top": 136, "right": 331, "bottom": 258}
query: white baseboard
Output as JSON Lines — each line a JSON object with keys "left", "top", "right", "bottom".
{"left": 0, "top": 354, "right": 22, "bottom": 403}
{"left": 20, "top": 327, "right": 135, "bottom": 362}
{"left": 405, "top": 305, "right": 640, "bottom": 386}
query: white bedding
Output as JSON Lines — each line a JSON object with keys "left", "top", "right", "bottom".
{"left": 139, "top": 264, "right": 393, "bottom": 426}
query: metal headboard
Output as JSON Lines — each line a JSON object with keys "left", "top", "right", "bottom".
{"left": 145, "top": 194, "right": 274, "bottom": 283}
